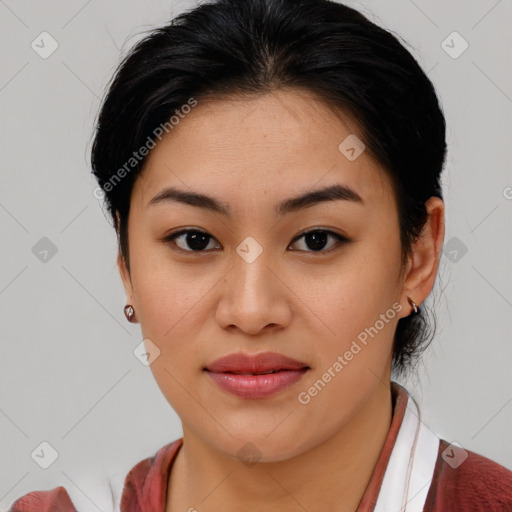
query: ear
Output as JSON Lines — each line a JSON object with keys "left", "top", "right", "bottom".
{"left": 117, "top": 251, "right": 135, "bottom": 305}
{"left": 400, "top": 196, "right": 445, "bottom": 317}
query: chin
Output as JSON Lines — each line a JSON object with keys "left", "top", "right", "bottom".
{"left": 209, "top": 430, "right": 310, "bottom": 465}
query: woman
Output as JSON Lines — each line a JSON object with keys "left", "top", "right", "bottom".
{"left": 9, "top": 0, "right": 512, "bottom": 510}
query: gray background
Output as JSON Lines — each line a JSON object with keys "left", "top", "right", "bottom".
{"left": 1, "top": 0, "right": 511, "bottom": 509}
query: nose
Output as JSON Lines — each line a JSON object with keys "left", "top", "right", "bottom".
{"left": 215, "top": 247, "right": 292, "bottom": 336}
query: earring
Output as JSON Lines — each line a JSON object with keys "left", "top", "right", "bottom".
{"left": 407, "top": 296, "right": 420, "bottom": 315}
{"left": 124, "top": 304, "right": 136, "bottom": 322}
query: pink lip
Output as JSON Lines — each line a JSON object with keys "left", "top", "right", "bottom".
{"left": 204, "top": 351, "right": 310, "bottom": 399}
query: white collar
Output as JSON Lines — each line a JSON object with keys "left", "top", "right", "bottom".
{"left": 373, "top": 392, "right": 440, "bottom": 512}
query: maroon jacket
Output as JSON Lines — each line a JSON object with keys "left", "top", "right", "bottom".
{"left": 8, "top": 384, "right": 512, "bottom": 511}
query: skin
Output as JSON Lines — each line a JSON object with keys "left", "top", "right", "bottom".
{"left": 117, "top": 88, "right": 445, "bottom": 512}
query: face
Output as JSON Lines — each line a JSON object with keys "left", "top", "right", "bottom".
{"left": 118, "top": 89, "right": 416, "bottom": 462}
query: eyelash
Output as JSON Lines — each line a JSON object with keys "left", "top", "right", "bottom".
{"left": 161, "top": 227, "right": 350, "bottom": 255}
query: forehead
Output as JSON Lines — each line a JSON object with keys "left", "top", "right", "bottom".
{"left": 132, "top": 89, "right": 394, "bottom": 214}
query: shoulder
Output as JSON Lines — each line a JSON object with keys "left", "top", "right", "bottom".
{"left": 424, "top": 439, "right": 512, "bottom": 511}
{"left": 120, "top": 437, "right": 183, "bottom": 510}
{"left": 7, "top": 438, "right": 183, "bottom": 512}
{"left": 7, "top": 486, "right": 77, "bottom": 512}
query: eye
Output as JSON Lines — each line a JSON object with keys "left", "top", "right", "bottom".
{"left": 163, "top": 229, "right": 221, "bottom": 252}
{"left": 162, "top": 228, "right": 350, "bottom": 254}
{"left": 288, "top": 228, "right": 350, "bottom": 253}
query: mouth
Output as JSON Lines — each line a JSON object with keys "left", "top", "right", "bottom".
{"left": 203, "top": 351, "right": 310, "bottom": 398}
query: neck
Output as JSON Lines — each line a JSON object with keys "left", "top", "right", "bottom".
{"left": 167, "top": 383, "right": 393, "bottom": 512}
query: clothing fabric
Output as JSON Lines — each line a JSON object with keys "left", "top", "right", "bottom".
{"left": 8, "top": 382, "right": 512, "bottom": 511}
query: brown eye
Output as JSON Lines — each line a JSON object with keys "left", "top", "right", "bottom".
{"left": 288, "top": 229, "right": 350, "bottom": 253}
{"left": 164, "top": 229, "right": 221, "bottom": 252}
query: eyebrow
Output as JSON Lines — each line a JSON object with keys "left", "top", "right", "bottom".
{"left": 147, "top": 183, "right": 364, "bottom": 216}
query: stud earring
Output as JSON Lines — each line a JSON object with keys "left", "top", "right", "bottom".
{"left": 124, "top": 304, "right": 136, "bottom": 322}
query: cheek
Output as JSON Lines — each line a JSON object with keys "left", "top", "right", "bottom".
{"left": 134, "top": 271, "right": 205, "bottom": 343}
{"left": 310, "top": 247, "right": 399, "bottom": 326}
{"left": 128, "top": 231, "right": 196, "bottom": 329}
{"left": 306, "top": 245, "right": 401, "bottom": 368}
{"left": 129, "top": 251, "right": 217, "bottom": 371}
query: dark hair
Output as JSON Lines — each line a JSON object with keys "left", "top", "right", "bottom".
{"left": 90, "top": 0, "right": 446, "bottom": 379}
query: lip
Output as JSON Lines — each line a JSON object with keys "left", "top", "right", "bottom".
{"left": 204, "top": 351, "right": 310, "bottom": 399}
{"left": 204, "top": 351, "right": 309, "bottom": 373}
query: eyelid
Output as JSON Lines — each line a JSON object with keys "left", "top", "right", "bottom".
{"left": 291, "top": 226, "right": 349, "bottom": 243}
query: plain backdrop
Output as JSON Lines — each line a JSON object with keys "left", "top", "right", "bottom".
{"left": 1, "top": 0, "right": 511, "bottom": 509}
